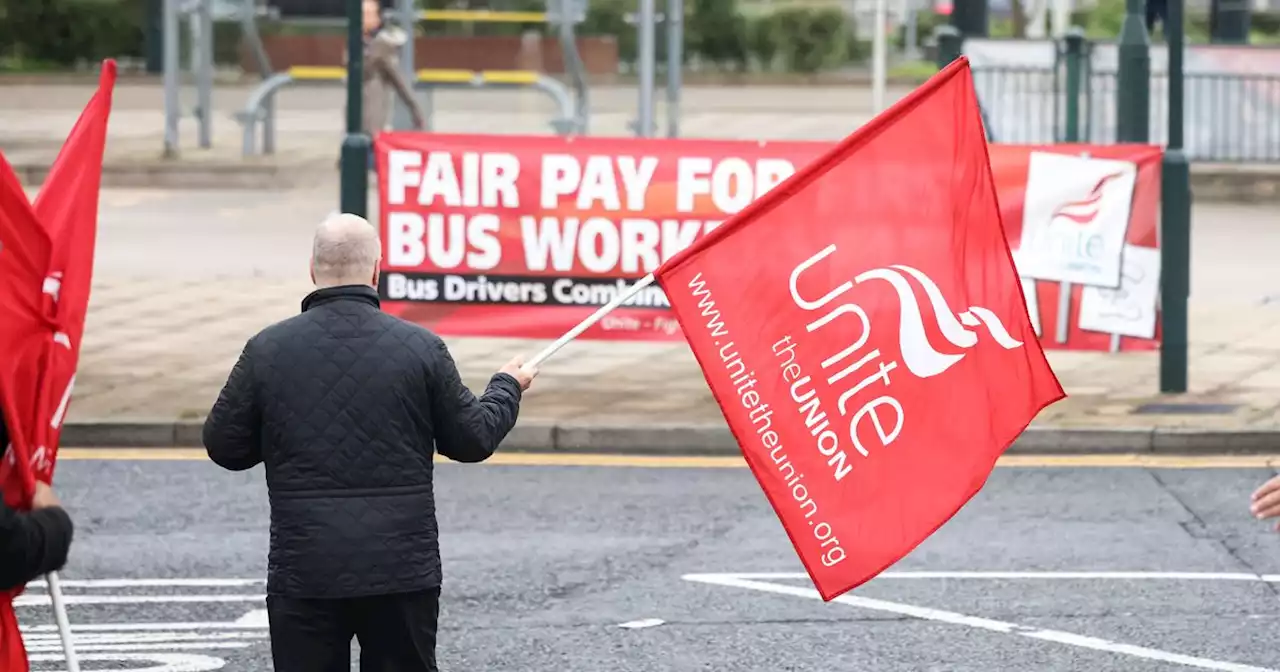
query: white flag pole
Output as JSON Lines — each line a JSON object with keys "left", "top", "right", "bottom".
{"left": 871, "top": 0, "right": 888, "bottom": 113}
{"left": 525, "top": 274, "right": 657, "bottom": 371}
{"left": 46, "top": 571, "right": 80, "bottom": 672}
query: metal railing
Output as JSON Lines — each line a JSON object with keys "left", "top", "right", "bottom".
{"left": 958, "top": 33, "right": 1280, "bottom": 163}
{"left": 1087, "top": 71, "right": 1280, "bottom": 163}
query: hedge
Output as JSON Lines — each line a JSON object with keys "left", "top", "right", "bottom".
{"left": 4, "top": 0, "right": 1280, "bottom": 74}
{"left": 0, "top": 0, "right": 147, "bottom": 69}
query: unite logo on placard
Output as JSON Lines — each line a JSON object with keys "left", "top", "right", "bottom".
{"left": 1016, "top": 152, "right": 1138, "bottom": 289}
{"left": 1050, "top": 171, "right": 1128, "bottom": 226}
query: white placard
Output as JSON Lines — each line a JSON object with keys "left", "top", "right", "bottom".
{"left": 1078, "top": 245, "right": 1161, "bottom": 339}
{"left": 1021, "top": 277, "right": 1041, "bottom": 337}
{"left": 1010, "top": 250, "right": 1041, "bottom": 337}
{"left": 1017, "top": 152, "right": 1138, "bottom": 288}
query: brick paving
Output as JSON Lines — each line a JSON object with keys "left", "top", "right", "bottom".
{"left": 69, "top": 273, "right": 1280, "bottom": 434}
{"left": 51, "top": 187, "right": 1280, "bottom": 439}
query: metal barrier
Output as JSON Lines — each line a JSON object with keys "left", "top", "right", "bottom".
{"left": 162, "top": 0, "right": 215, "bottom": 157}
{"left": 395, "top": 0, "right": 591, "bottom": 135}
{"left": 1087, "top": 71, "right": 1280, "bottom": 163}
{"left": 962, "top": 34, "right": 1280, "bottom": 163}
{"left": 235, "top": 66, "right": 581, "bottom": 157}
{"left": 973, "top": 64, "right": 1280, "bottom": 162}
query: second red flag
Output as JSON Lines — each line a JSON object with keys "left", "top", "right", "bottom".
{"left": 654, "top": 57, "right": 1065, "bottom": 601}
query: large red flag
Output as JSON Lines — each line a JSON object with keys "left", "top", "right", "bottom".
{"left": 654, "top": 58, "right": 1065, "bottom": 601}
{"left": 24, "top": 59, "right": 116, "bottom": 483}
{"left": 0, "top": 59, "right": 115, "bottom": 502}
{"left": 0, "top": 131, "right": 52, "bottom": 672}
{"left": 0, "top": 156, "right": 52, "bottom": 510}
{"left": 0, "top": 59, "right": 116, "bottom": 672}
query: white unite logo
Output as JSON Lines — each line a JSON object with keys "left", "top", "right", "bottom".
{"left": 792, "top": 245, "right": 1026, "bottom": 380}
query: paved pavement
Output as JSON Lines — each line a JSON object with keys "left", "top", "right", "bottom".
{"left": 16, "top": 453, "right": 1280, "bottom": 671}
{"left": 1, "top": 81, "right": 1278, "bottom": 201}
{"left": 26, "top": 186, "right": 1280, "bottom": 453}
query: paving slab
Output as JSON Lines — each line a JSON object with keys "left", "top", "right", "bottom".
{"left": 19, "top": 183, "right": 1278, "bottom": 454}
{"left": 56, "top": 270, "right": 1280, "bottom": 454}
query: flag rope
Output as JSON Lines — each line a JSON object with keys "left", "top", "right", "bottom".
{"left": 525, "top": 273, "right": 657, "bottom": 370}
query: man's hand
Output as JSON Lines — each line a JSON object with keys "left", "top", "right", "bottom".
{"left": 31, "top": 482, "right": 61, "bottom": 511}
{"left": 499, "top": 356, "right": 538, "bottom": 392}
{"left": 1251, "top": 474, "right": 1280, "bottom": 528}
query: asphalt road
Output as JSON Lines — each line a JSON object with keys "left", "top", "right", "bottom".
{"left": 17, "top": 454, "right": 1280, "bottom": 672}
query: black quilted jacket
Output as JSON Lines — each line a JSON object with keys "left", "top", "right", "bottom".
{"left": 0, "top": 415, "right": 75, "bottom": 589}
{"left": 202, "top": 285, "right": 522, "bottom": 598}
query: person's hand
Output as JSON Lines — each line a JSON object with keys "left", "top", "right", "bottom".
{"left": 499, "top": 356, "right": 538, "bottom": 392}
{"left": 31, "top": 482, "right": 61, "bottom": 511}
{"left": 1251, "top": 474, "right": 1280, "bottom": 528}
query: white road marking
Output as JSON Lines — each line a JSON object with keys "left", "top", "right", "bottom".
{"left": 683, "top": 573, "right": 1279, "bottom": 672}
{"left": 23, "top": 632, "right": 268, "bottom": 645}
{"left": 23, "top": 621, "right": 264, "bottom": 634}
{"left": 16, "top": 594, "right": 265, "bottom": 607}
{"left": 37, "top": 571, "right": 1280, "bottom": 590}
{"left": 27, "top": 579, "right": 263, "bottom": 589}
{"left": 687, "top": 570, "right": 1280, "bottom": 582}
{"left": 18, "top": 597, "right": 269, "bottom": 672}
{"left": 233, "top": 610, "right": 269, "bottom": 628}
{"left": 617, "top": 618, "right": 666, "bottom": 629}
{"left": 27, "top": 652, "right": 227, "bottom": 672}
{"left": 26, "top": 642, "right": 251, "bottom": 653}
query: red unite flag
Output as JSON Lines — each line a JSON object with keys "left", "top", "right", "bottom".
{"left": 654, "top": 58, "right": 1065, "bottom": 601}
{"left": 0, "top": 59, "right": 116, "bottom": 671}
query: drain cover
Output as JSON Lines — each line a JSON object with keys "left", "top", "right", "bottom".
{"left": 1132, "top": 402, "right": 1240, "bottom": 415}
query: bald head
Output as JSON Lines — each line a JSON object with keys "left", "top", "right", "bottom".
{"left": 311, "top": 213, "right": 381, "bottom": 288}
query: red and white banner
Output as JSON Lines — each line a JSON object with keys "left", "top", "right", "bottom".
{"left": 376, "top": 118, "right": 1161, "bottom": 354}
{"left": 656, "top": 57, "right": 1064, "bottom": 600}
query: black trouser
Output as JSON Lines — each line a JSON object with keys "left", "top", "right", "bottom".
{"left": 266, "top": 588, "right": 441, "bottom": 672}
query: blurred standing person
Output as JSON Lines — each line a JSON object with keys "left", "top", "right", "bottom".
{"left": 348, "top": 0, "right": 427, "bottom": 169}
{"left": 202, "top": 213, "right": 535, "bottom": 671}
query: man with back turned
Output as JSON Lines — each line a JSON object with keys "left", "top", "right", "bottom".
{"left": 202, "top": 213, "right": 536, "bottom": 671}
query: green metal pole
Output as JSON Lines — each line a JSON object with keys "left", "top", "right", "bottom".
{"left": 1210, "top": 0, "right": 1251, "bottom": 44}
{"left": 1116, "top": 0, "right": 1150, "bottom": 142}
{"left": 935, "top": 25, "right": 963, "bottom": 69}
{"left": 145, "top": 0, "right": 164, "bottom": 74}
{"left": 1062, "top": 27, "right": 1085, "bottom": 143}
{"left": 340, "top": 0, "right": 370, "bottom": 217}
{"left": 1161, "top": 0, "right": 1190, "bottom": 393}
{"left": 950, "top": 0, "right": 988, "bottom": 37}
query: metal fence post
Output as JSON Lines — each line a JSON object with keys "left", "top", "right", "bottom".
{"left": 1161, "top": 0, "right": 1191, "bottom": 393}
{"left": 340, "top": 0, "right": 371, "bottom": 217}
{"left": 950, "top": 0, "right": 988, "bottom": 37}
{"left": 163, "top": 0, "right": 180, "bottom": 158}
{"left": 1062, "top": 27, "right": 1085, "bottom": 143}
{"left": 934, "top": 25, "right": 963, "bottom": 68}
{"left": 636, "top": 0, "right": 657, "bottom": 137}
{"left": 197, "top": 0, "right": 214, "bottom": 148}
{"left": 665, "top": 0, "right": 683, "bottom": 137}
{"left": 394, "top": 0, "right": 417, "bottom": 130}
{"left": 146, "top": 0, "right": 164, "bottom": 73}
{"left": 1116, "top": 0, "right": 1151, "bottom": 143}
